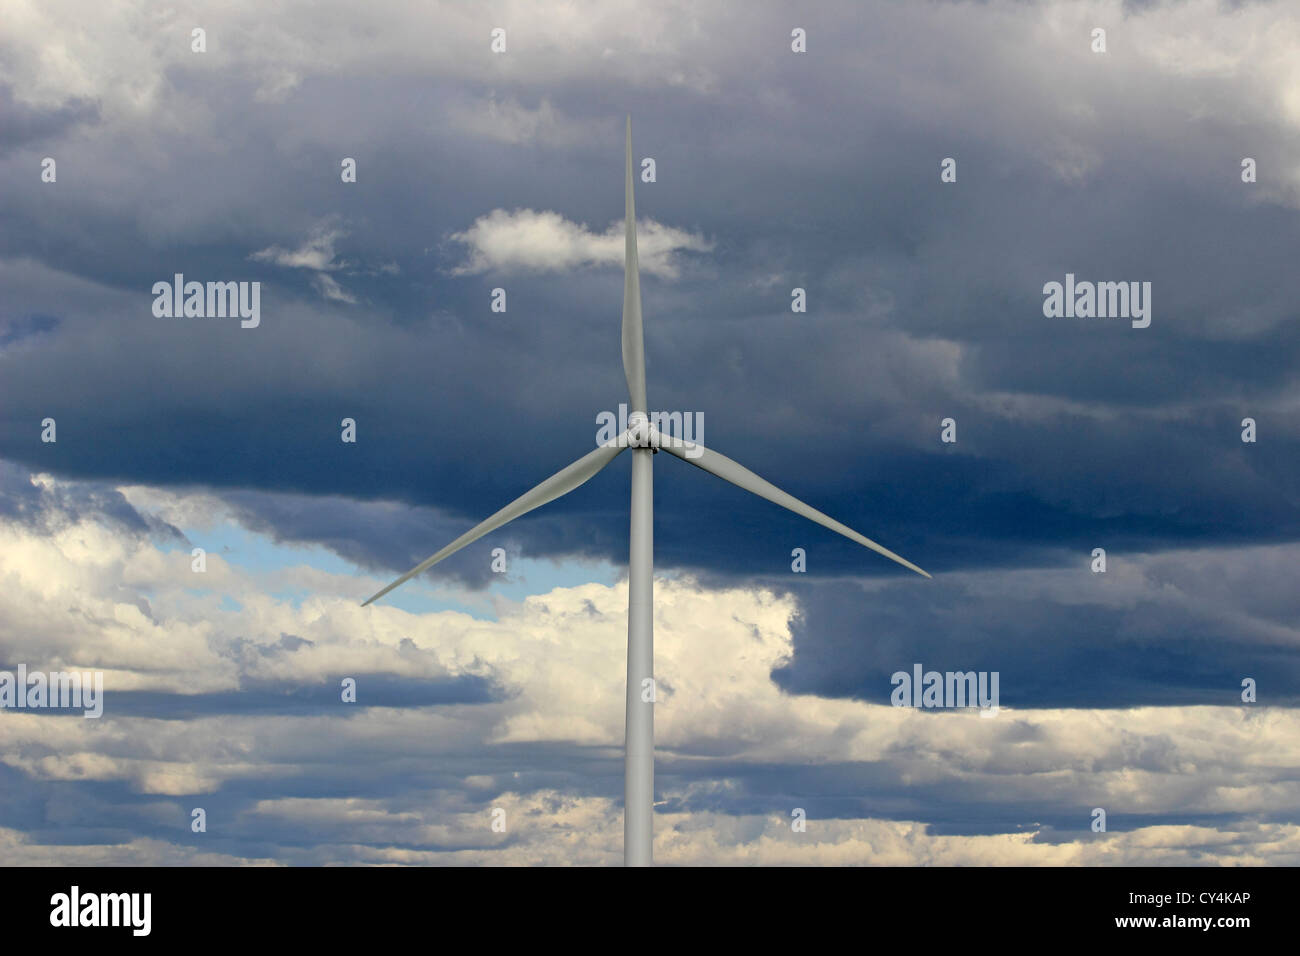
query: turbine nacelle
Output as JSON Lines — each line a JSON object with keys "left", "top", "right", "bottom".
{"left": 626, "top": 412, "right": 657, "bottom": 449}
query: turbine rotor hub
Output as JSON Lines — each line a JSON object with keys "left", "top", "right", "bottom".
{"left": 627, "top": 412, "right": 657, "bottom": 449}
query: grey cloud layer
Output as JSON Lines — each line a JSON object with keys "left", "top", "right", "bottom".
{"left": 2, "top": 2, "right": 1297, "bottom": 586}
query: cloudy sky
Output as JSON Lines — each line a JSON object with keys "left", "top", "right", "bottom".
{"left": 2, "top": 0, "right": 1300, "bottom": 865}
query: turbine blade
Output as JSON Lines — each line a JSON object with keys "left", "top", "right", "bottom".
{"left": 362, "top": 434, "right": 631, "bottom": 606}
{"left": 658, "top": 435, "right": 931, "bottom": 578}
{"left": 622, "top": 116, "right": 648, "bottom": 413}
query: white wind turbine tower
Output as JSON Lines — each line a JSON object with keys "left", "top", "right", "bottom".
{"left": 362, "top": 118, "right": 930, "bottom": 867}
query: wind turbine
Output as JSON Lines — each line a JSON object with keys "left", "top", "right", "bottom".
{"left": 362, "top": 118, "right": 930, "bottom": 867}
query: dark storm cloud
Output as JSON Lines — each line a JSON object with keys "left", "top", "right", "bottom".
{"left": 772, "top": 561, "right": 1300, "bottom": 709}
{"left": 0, "top": 85, "right": 99, "bottom": 157}
{"left": 2, "top": 2, "right": 1296, "bottom": 591}
{"left": 1, "top": 1, "right": 1298, "bottom": 701}
{"left": 90, "top": 672, "right": 499, "bottom": 719}
{"left": 0, "top": 459, "right": 182, "bottom": 542}
{"left": 0, "top": 313, "right": 58, "bottom": 347}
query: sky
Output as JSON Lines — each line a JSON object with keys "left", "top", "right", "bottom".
{"left": 1, "top": 0, "right": 1299, "bottom": 865}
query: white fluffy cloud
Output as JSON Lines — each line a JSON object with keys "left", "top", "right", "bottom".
{"left": 447, "top": 208, "right": 712, "bottom": 279}
{"left": 251, "top": 224, "right": 346, "bottom": 272}
{"left": 2, "top": 471, "right": 1299, "bottom": 863}
{"left": 251, "top": 222, "right": 360, "bottom": 303}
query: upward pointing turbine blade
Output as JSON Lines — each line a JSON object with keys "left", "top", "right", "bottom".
{"left": 622, "top": 116, "right": 648, "bottom": 414}
{"left": 658, "top": 435, "right": 931, "bottom": 578}
{"left": 361, "top": 433, "right": 632, "bottom": 607}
